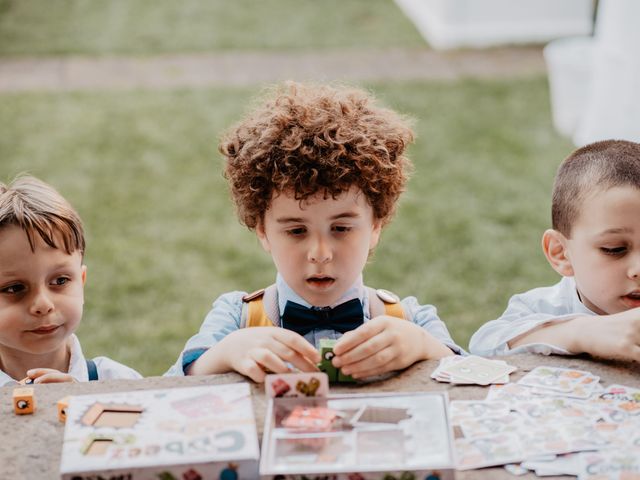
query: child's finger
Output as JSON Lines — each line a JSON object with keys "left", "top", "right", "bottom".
{"left": 250, "top": 349, "right": 290, "bottom": 376}
{"left": 340, "top": 345, "right": 397, "bottom": 377}
{"left": 333, "top": 318, "right": 388, "bottom": 356}
{"left": 267, "top": 339, "right": 319, "bottom": 372}
{"left": 26, "top": 368, "right": 61, "bottom": 379}
{"left": 238, "top": 359, "right": 268, "bottom": 383}
{"left": 332, "top": 330, "right": 391, "bottom": 368}
{"left": 275, "top": 329, "right": 321, "bottom": 363}
{"left": 33, "top": 372, "right": 76, "bottom": 384}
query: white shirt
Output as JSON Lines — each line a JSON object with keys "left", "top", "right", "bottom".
{"left": 469, "top": 276, "right": 596, "bottom": 356}
{"left": 0, "top": 334, "right": 142, "bottom": 387}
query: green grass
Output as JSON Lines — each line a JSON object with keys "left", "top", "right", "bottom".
{"left": 0, "top": 0, "right": 425, "bottom": 56}
{"left": 0, "top": 78, "right": 573, "bottom": 375}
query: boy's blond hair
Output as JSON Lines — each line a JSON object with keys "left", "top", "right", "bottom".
{"left": 552, "top": 139, "right": 640, "bottom": 237}
{"left": 219, "top": 82, "right": 414, "bottom": 230}
{"left": 0, "top": 175, "right": 85, "bottom": 255}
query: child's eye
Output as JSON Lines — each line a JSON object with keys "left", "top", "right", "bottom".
{"left": 332, "top": 225, "right": 352, "bottom": 233}
{"left": 286, "top": 227, "right": 306, "bottom": 236}
{"left": 600, "top": 246, "right": 627, "bottom": 256}
{"left": 51, "top": 276, "right": 70, "bottom": 286}
{"left": 1, "top": 284, "right": 25, "bottom": 294}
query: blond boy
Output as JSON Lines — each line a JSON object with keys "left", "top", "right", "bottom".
{"left": 0, "top": 175, "right": 141, "bottom": 384}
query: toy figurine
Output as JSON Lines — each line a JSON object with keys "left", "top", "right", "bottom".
{"left": 13, "top": 387, "right": 36, "bottom": 415}
{"left": 318, "top": 338, "right": 355, "bottom": 383}
{"left": 282, "top": 405, "right": 338, "bottom": 431}
{"left": 271, "top": 378, "right": 291, "bottom": 397}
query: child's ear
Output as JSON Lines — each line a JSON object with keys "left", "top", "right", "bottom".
{"left": 542, "top": 229, "right": 574, "bottom": 277}
{"left": 81, "top": 265, "right": 87, "bottom": 285}
{"left": 256, "top": 221, "right": 271, "bottom": 253}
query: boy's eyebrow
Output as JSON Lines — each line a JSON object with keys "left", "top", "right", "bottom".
{"left": 597, "top": 227, "right": 633, "bottom": 236}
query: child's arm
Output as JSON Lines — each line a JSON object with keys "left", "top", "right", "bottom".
{"left": 331, "top": 298, "right": 457, "bottom": 379}
{"left": 509, "top": 308, "right": 640, "bottom": 362}
{"left": 168, "top": 291, "right": 320, "bottom": 382}
{"left": 188, "top": 327, "right": 320, "bottom": 382}
{"left": 469, "top": 280, "right": 585, "bottom": 356}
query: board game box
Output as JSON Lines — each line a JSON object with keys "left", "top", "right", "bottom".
{"left": 260, "top": 391, "right": 456, "bottom": 480}
{"left": 59, "top": 382, "right": 259, "bottom": 480}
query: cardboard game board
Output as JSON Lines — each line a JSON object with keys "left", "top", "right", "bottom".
{"left": 260, "top": 391, "right": 455, "bottom": 479}
{"left": 60, "top": 383, "right": 259, "bottom": 480}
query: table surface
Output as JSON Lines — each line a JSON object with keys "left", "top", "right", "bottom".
{"left": 2, "top": 354, "right": 638, "bottom": 480}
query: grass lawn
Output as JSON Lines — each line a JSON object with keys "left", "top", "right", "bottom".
{"left": 0, "top": 0, "right": 425, "bottom": 56}
{"left": 0, "top": 78, "right": 573, "bottom": 376}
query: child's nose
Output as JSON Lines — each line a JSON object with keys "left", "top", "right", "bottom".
{"left": 308, "top": 236, "right": 332, "bottom": 263}
{"left": 30, "top": 289, "right": 55, "bottom": 316}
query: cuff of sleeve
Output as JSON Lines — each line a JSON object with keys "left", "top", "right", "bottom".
{"left": 182, "top": 348, "right": 208, "bottom": 374}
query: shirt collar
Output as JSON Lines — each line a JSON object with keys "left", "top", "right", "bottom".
{"left": 563, "top": 276, "right": 599, "bottom": 315}
{"left": 276, "top": 273, "right": 365, "bottom": 314}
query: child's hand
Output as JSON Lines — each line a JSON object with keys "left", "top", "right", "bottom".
{"left": 189, "top": 328, "right": 321, "bottom": 383}
{"left": 331, "top": 316, "right": 454, "bottom": 379}
{"left": 26, "top": 368, "right": 77, "bottom": 384}
{"left": 573, "top": 309, "right": 640, "bottom": 361}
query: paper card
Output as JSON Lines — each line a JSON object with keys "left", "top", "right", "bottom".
{"left": 522, "top": 452, "right": 581, "bottom": 477}
{"left": 504, "top": 463, "right": 529, "bottom": 476}
{"left": 486, "top": 383, "right": 537, "bottom": 403}
{"left": 517, "top": 421, "right": 608, "bottom": 458}
{"left": 449, "top": 400, "right": 511, "bottom": 424}
{"left": 518, "top": 366, "right": 596, "bottom": 393}
{"left": 578, "top": 449, "right": 640, "bottom": 480}
{"left": 433, "top": 356, "right": 510, "bottom": 384}
{"left": 455, "top": 433, "right": 524, "bottom": 470}
{"left": 441, "top": 356, "right": 516, "bottom": 385}
{"left": 512, "top": 397, "right": 603, "bottom": 424}
{"left": 458, "top": 411, "right": 522, "bottom": 439}
{"left": 265, "top": 372, "right": 329, "bottom": 399}
{"left": 592, "top": 384, "right": 640, "bottom": 416}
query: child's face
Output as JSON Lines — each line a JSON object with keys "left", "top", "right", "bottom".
{"left": 553, "top": 185, "right": 640, "bottom": 315}
{"left": 0, "top": 225, "right": 85, "bottom": 360}
{"left": 257, "top": 186, "right": 382, "bottom": 306}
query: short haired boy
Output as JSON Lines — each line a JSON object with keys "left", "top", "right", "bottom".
{"left": 168, "top": 82, "right": 461, "bottom": 382}
{"left": 470, "top": 140, "right": 640, "bottom": 361}
{"left": 0, "top": 175, "right": 141, "bottom": 385}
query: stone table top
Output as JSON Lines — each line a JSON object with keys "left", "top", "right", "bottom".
{"left": 1, "top": 354, "right": 638, "bottom": 479}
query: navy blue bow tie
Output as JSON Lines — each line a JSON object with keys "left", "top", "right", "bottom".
{"left": 282, "top": 298, "right": 364, "bottom": 336}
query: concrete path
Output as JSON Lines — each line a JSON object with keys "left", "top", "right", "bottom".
{"left": 0, "top": 47, "right": 545, "bottom": 92}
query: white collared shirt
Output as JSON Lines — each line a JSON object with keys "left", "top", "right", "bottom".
{"left": 0, "top": 334, "right": 142, "bottom": 387}
{"left": 166, "top": 274, "right": 463, "bottom": 376}
{"left": 469, "top": 276, "right": 596, "bottom": 356}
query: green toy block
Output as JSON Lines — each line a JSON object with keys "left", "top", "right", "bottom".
{"left": 317, "top": 338, "right": 355, "bottom": 383}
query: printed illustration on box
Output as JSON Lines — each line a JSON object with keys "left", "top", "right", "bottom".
{"left": 59, "top": 383, "right": 259, "bottom": 480}
{"left": 260, "top": 392, "right": 455, "bottom": 479}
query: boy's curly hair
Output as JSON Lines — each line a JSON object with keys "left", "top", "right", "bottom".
{"left": 220, "top": 82, "right": 414, "bottom": 229}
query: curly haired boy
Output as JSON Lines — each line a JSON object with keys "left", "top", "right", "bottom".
{"left": 168, "top": 82, "right": 460, "bottom": 382}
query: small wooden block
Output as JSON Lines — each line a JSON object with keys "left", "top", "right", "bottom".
{"left": 13, "top": 387, "right": 36, "bottom": 415}
{"left": 58, "top": 396, "right": 71, "bottom": 423}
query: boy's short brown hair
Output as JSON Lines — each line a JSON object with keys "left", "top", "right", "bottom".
{"left": 552, "top": 139, "right": 640, "bottom": 237}
{"left": 220, "top": 82, "right": 414, "bottom": 229}
{"left": 0, "top": 175, "right": 85, "bottom": 255}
